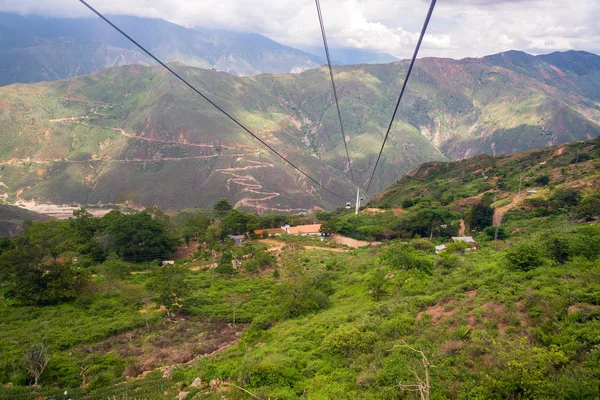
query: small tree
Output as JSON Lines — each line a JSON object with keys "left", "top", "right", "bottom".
{"left": 368, "top": 269, "right": 387, "bottom": 301}
{"left": 225, "top": 293, "right": 246, "bottom": 325}
{"left": 24, "top": 342, "right": 50, "bottom": 386}
{"left": 396, "top": 342, "right": 431, "bottom": 400}
{"left": 146, "top": 264, "right": 189, "bottom": 317}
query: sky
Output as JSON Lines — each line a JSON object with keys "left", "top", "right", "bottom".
{"left": 1, "top": 0, "right": 599, "bottom": 59}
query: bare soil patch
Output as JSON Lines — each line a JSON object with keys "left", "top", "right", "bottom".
{"left": 330, "top": 234, "right": 380, "bottom": 249}
{"left": 78, "top": 316, "right": 246, "bottom": 378}
{"left": 172, "top": 242, "right": 200, "bottom": 260}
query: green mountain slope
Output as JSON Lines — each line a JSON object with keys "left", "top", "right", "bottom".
{"left": 1, "top": 51, "right": 600, "bottom": 211}
{"left": 370, "top": 138, "right": 600, "bottom": 209}
{"left": 0, "top": 204, "right": 53, "bottom": 237}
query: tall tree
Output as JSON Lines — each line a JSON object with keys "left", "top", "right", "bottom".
{"left": 465, "top": 202, "right": 494, "bottom": 231}
{"left": 214, "top": 198, "right": 233, "bottom": 218}
{"left": 101, "top": 211, "right": 178, "bottom": 261}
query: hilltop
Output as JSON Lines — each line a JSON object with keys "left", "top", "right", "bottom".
{"left": 1, "top": 51, "right": 600, "bottom": 211}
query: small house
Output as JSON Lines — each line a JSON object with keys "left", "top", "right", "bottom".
{"left": 228, "top": 234, "right": 245, "bottom": 245}
{"left": 161, "top": 260, "right": 175, "bottom": 266}
{"left": 451, "top": 236, "right": 480, "bottom": 250}
{"left": 435, "top": 244, "right": 447, "bottom": 254}
{"left": 527, "top": 190, "right": 538, "bottom": 195}
{"left": 282, "top": 224, "right": 322, "bottom": 236}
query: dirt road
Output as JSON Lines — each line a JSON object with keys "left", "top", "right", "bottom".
{"left": 494, "top": 194, "right": 522, "bottom": 226}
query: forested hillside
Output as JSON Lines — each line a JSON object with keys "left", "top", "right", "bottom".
{"left": 1, "top": 139, "right": 599, "bottom": 399}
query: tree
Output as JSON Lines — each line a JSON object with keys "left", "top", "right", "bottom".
{"left": 505, "top": 242, "right": 546, "bottom": 271}
{"left": 100, "top": 253, "right": 130, "bottom": 289}
{"left": 24, "top": 342, "right": 50, "bottom": 386}
{"left": 534, "top": 175, "right": 550, "bottom": 186}
{"left": 101, "top": 211, "right": 179, "bottom": 261}
{"left": 146, "top": 264, "right": 189, "bottom": 317}
{"left": 576, "top": 195, "right": 600, "bottom": 220}
{"left": 0, "top": 237, "right": 14, "bottom": 256}
{"left": 145, "top": 206, "right": 173, "bottom": 231}
{"left": 221, "top": 210, "right": 251, "bottom": 236}
{"left": 394, "top": 209, "right": 460, "bottom": 238}
{"left": 274, "top": 265, "right": 331, "bottom": 318}
{"left": 205, "top": 223, "right": 222, "bottom": 247}
{"left": 484, "top": 226, "right": 507, "bottom": 240}
{"left": 7, "top": 261, "right": 88, "bottom": 305}
{"left": 214, "top": 198, "right": 233, "bottom": 218}
{"left": 367, "top": 269, "right": 387, "bottom": 301}
{"left": 27, "top": 220, "right": 78, "bottom": 260}
{"left": 180, "top": 212, "right": 211, "bottom": 240}
{"left": 225, "top": 293, "right": 246, "bottom": 325}
{"left": 550, "top": 188, "right": 582, "bottom": 210}
{"left": 466, "top": 202, "right": 494, "bottom": 231}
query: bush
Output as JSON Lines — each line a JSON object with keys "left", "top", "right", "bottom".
{"left": 484, "top": 226, "right": 507, "bottom": 240}
{"left": 380, "top": 245, "right": 434, "bottom": 274}
{"left": 550, "top": 188, "right": 582, "bottom": 210}
{"left": 410, "top": 238, "right": 435, "bottom": 253}
{"left": 534, "top": 175, "right": 550, "bottom": 186}
{"left": 436, "top": 252, "right": 460, "bottom": 270}
{"left": 505, "top": 242, "right": 546, "bottom": 271}
{"left": 322, "top": 325, "right": 371, "bottom": 355}
{"left": 576, "top": 195, "right": 600, "bottom": 220}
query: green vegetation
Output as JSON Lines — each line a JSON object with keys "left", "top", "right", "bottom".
{"left": 0, "top": 141, "right": 599, "bottom": 399}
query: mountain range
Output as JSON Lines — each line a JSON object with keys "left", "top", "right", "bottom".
{"left": 0, "top": 12, "right": 399, "bottom": 85}
{"left": 1, "top": 47, "right": 600, "bottom": 212}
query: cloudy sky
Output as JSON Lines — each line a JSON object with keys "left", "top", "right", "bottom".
{"left": 1, "top": 0, "right": 599, "bottom": 59}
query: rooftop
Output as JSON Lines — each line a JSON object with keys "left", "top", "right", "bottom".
{"left": 285, "top": 224, "right": 322, "bottom": 235}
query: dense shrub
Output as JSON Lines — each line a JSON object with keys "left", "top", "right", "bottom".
{"left": 550, "top": 188, "right": 582, "bottom": 210}
{"left": 576, "top": 194, "right": 600, "bottom": 220}
{"left": 380, "top": 245, "right": 433, "bottom": 274}
{"left": 436, "top": 251, "right": 460, "bottom": 270}
{"left": 7, "top": 262, "right": 88, "bottom": 305}
{"left": 505, "top": 242, "right": 546, "bottom": 271}
{"left": 483, "top": 225, "right": 508, "bottom": 240}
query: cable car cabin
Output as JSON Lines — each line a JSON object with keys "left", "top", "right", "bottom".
{"left": 345, "top": 202, "right": 352, "bottom": 209}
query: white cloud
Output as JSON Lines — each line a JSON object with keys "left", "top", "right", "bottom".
{"left": 0, "top": 0, "right": 599, "bottom": 58}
